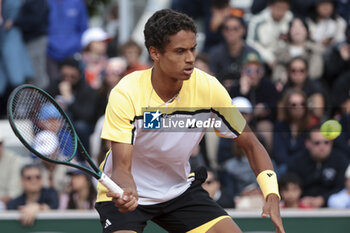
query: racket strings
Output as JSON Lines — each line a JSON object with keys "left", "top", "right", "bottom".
{"left": 11, "top": 88, "right": 76, "bottom": 162}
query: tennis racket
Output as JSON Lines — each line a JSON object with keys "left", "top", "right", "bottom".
{"left": 7, "top": 84, "right": 124, "bottom": 195}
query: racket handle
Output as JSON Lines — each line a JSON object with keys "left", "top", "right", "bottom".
{"left": 99, "top": 173, "right": 124, "bottom": 196}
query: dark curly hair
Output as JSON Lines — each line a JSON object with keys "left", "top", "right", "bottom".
{"left": 144, "top": 9, "right": 197, "bottom": 53}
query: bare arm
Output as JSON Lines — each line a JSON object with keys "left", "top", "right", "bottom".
{"left": 106, "top": 141, "right": 138, "bottom": 213}
{"left": 235, "top": 124, "right": 285, "bottom": 233}
{"left": 235, "top": 125, "right": 274, "bottom": 175}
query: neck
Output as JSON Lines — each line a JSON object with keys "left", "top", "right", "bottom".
{"left": 77, "top": 186, "right": 90, "bottom": 200}
{"left": 26, "top": 191, "right": 41, "bottom": 203}
{"left": 228, "top": 40, "right": 243, "bottom": 56}
{"left": 290, "top": 123, "right": 299, "bottom": 136}
{"left": 151, "top": 67, "right": 183, "bottom": 102}
{"left": 292, "top": 41, "right": 305, "bottom": 47}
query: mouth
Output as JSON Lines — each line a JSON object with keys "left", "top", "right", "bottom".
{"left": 183, "top": 67, "right": 194, "bottom": 76}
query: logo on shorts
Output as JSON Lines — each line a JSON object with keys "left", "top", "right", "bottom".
{"left": 104, "top": 219, "right": 112, "bottom": 229}
{"left": 143, "top": 110, "right": 161, "bottom": 129}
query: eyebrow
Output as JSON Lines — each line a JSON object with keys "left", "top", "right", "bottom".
{"left": 174, "top": 43, "right": 197, "bottom": 50}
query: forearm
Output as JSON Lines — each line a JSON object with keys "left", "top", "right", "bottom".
{"left": 112, "top": 168, "right": 137, "bottom": 193}
{"left": 111, "top": 142, "right": 137, "bottom": 197}
{"left": 235, "top": 125, "right": 279, "bottom": 200}
{"left": 237, "top": 132, "right": 274, "bottom": 175}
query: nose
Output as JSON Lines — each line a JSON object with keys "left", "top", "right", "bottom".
{"left": 185, "top": 50, "right": 195, "bottom": 63}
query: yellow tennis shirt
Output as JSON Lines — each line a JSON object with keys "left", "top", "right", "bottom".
{"left": 97, "top": 68, "right": 246, "bottom": 205}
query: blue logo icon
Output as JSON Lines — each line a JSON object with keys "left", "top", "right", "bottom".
{"left": 143, "top": 110, "right": 161, "bottom": 129}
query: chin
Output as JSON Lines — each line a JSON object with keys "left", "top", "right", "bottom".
{"left": 183, "top": 74, "right": 192, "bottom": 80}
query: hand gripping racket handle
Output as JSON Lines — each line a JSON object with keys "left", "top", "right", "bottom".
{"left": 99, "top": 173, "right": 124, "bottom": 196}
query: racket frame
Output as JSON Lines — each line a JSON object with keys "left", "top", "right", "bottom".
{"left": 7, "top": 84, "right": 124, "bottom": 195}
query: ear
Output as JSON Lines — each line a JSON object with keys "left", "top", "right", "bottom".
{"left": 149, "top": 46, "right": 160, "bottom": 63}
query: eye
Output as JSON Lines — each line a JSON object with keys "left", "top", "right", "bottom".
{"left": 176, "top": 49, "right": 185, "bottom": 54}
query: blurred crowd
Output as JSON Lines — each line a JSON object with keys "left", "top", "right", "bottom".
{"left": 0, "top": 0, "right": 350, "bottom": 226}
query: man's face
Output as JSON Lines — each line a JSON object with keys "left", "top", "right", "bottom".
{"left": 306, "top": 131, "right": 333, "bottom": 161}
{"left": 123, "top": 45, "right": 140, "bottom": 66}
{"left": 40, "top": 118, "right": 62, "bottom": 133}
{"left": 222, "top": 18, "right": 245, "bottom": 44}
{"left": 89, "top": 41, "right": 108, "bottom": 57}
{"left": 270, "top": 2, "right": 290, "bottom": 22}
{"left": 289, "top": 59, "right": 308, "bottom": 86}
{"left": 242, "top": 63, "right": 264, "bottom": 87}
{"left": 290, "top": 18, "right": 308, "bottom": 44}
{"left": 61, "top": 66, "right": 81, "bottom": 86}
{"left": 21, "top": 167, "right": 43, "bottom": 193}
{"left": 288, "top": 93, "right": 306, "bottom": 120}
{"left": 153, "top": 30, "right": 197, "bottom": 80}
{"left": 317, "top": 2, "right": 334, "bottom": 19}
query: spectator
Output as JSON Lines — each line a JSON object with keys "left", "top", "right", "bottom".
{"left": 194, "top": 53, "right": 212, "bottom": 74}
{"left": 90, "top": 57, "right": 127, "bottom": 160}
{"left": 81, "top": 27, "right": 111, "bottom": 90}
{"left": 336, "top": 0, "right": 350, "bottom": 24}
{"left": 287, "top": 125, "right": 348, "bottom": 208}
{"left": 0, "top": 0, "right": 34, "bottom": 111}
{"left": 171, "top": 0, "right": 234, "bottom": 52}
{"left": 247, "top": 0, "right": 293, "bottom": 67}
{"left": 323, "top": 25, "right": 350, "bottom": 88}
{"left": 234, "top": 183, "right": 264, "bottom": 210}
{"left": 202, "top": 169, "right": 235, "bottom": 208}
{"left": 7, "top": 164, "right": 59, "bottom": 226}
{"left": 282, "top": 57, "right": 326, "bottom": 124}
{"left": 35, "top": 103, "right": 74, "bottom": 158}
{"left": 39, "top": 161, "right": 70, "bottom": 195}
{"left": 273, "top": 17, "right": 325, "bottom": 84}
{"left": 218, "top": 97, "right": 257, "bottom": 198}
{"left": 306, "top": 0, "right": 347, "bottom": 49}
{"left": 209, "top": 15, "right": 258, "bottom": 90}
{"left": 328, "top": 164, "right": 350, "bottom": 208}
{"left": 15, "top": 0, "right": 50, "bottom": 89}
{"left": 104, "top": 2, "right": 120, "bottom": 58}
{"left": 273, "top": 89, "right": 309, "bottom": 176}
{"left": 0, "top": 134, "right": 23, "bottom": 206}
{"left": 46, "top": 57, "right": 99, "bottom": 153}
{"left": 331, "top": 70, "right": 350, "bottom": 117}
{"left": 230, "top": 52, "right": 278, "bottom": 153}
{"left": 279, "top": 172, "right": 312, "bottom": 208}
{"left": 205, "top": 0, "right": 236, "bottom": 52}
{"left": 46, "top": 0, "right": 88, "bottom": 81}
{"left": 95, "top": 57, "right": 127, "bottom": 118}
{"left": 121, "top": 40, "right": 149, "bottom": 76}
{"left": 59, "top": 167, "right": 96, "bottom": 210}
{"left": 251, "top": 0, "right": 315, "bottom": 18}
{"left": 31, "top": 105, "right": 71, "bottom": 193}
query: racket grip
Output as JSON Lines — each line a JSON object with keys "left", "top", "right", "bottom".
{"left": 99, "top": 173, "right": 124, "bottom": 196}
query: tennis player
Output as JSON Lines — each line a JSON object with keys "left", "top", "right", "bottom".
{"left": 95, "top": 9, "right": 285, "bottom": 233}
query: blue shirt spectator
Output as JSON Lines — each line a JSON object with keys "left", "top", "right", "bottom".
{"left": 0, "top": 0, "right": 34, "bottom": 96}
{"left": 47, "top": 0, "right": 88, "bottom": 61}
{"left": 7, "top": 187, "right": 59, "bottom": 210}
{"left": 6, "top": 164, "right": 59, "bottom": 226}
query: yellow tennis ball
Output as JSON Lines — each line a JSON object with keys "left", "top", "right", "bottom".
{"left": 320, "top": 120, "right": 342, "bottom": 140}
